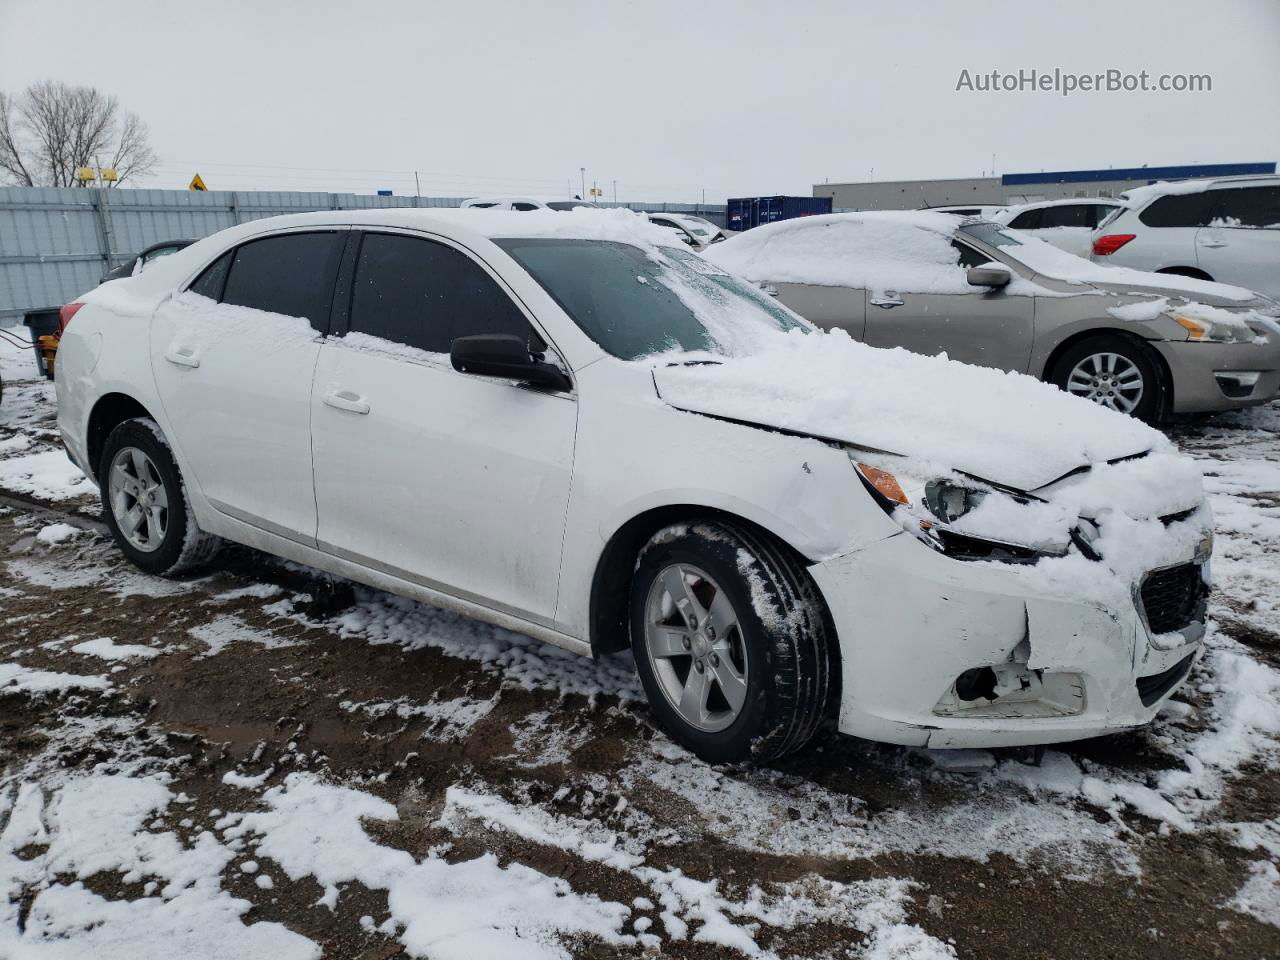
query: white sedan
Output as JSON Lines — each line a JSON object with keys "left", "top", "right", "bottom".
{"left": 55, "top": 209, "right": 1211, "bottom": 762}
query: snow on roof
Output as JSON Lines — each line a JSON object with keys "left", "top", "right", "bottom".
{"left": 1119, "top": 174, "right": 1279, "bottom": 209}
{"left": 998, "top": 197, "right": 1122, "bottom": 214}
{"left": 702, "top": 212, "right": 974, "bottom": 294}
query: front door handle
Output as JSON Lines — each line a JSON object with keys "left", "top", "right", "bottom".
{"left": 870, "top": 296, "right": 905, "bottom": 309}
{"left": 1198, "top": 238, "right": 1227, "bottom": 248}
{"left": 164, "top": 346, "right": 200, "bottom": 368}
{"left": 323, "top": 389, "right": 370, "bottom": 415}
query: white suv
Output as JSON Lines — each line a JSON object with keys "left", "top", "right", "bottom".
{"left": 1090, "top": 176, "right": 1280, "bottom": 298}
{"left": 55, "top": 209, "right": 1211, "bottom": 762}
{"left": 993, "top": 199, "right": 1121, "bottom": 257}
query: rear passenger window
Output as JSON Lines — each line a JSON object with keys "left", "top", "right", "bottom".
{"left": 1211, "top": 186, "right": 1280, "bottom": 228}
{"left": 1040, "top": 205, "right": 1091, "bottom": 228}
{"left": 348, "top": 233, "right": 532, "bottom": 354}
{"left": 1138, "top": 193, "right": 1215, "bottom": 228}
{"left": 188, "top": 251, "right": 232, "bottom": 299}
{"left": 511, "top": 202, "right": 540, "bottom": 211}
{"left": 1008, "top": 209, "right": 1042, "bottom": 230}
{"left": 220, "top": 232, "right": 342, "bottom": 328}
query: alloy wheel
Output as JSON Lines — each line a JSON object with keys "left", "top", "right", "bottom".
{"left": 108, "top": 446, "right": 169, "bottom": 552}
{"left": 1066, "top": 352, "right": 1144, "bottom": 414}
{"left": 644, "top": 563, "right": 749, "bottom": 733}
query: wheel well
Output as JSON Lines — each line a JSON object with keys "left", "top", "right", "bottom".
{"left": 1156, "top": 266, "right": 1214, "bottom": 282}
{"left": 587, "top": 505, "right": 818, "bottom": 657}
{"left": 1041, "top": 328, "right": 1174, "bottom": 416}
{"left": 86, "top": 393, "right": 155, "bottom": 479}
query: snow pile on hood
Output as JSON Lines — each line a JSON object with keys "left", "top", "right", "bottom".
{"left": 653, "top": 328, "right": 1165, "bottom": 491}
{"left": 702, "top": 212, "right": 979, "bottom": 295}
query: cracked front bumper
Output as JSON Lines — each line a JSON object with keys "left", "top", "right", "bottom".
{"left": 809, "top": 533, "right": 1204, "bottom": 749}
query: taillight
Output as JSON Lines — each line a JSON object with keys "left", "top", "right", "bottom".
{"left": 58, "top": 301, "right": 84, "bottom": 334}
{"left": 1092, "top": 234, "right": 1136, "bottom": 256}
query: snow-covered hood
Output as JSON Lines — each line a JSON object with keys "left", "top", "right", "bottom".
{"left": 652, "top": 330, "right": 1169, "bottom": 493}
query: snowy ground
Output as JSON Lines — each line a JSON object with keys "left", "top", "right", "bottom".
{"left": 1, "top": 349, "right": 1279, "bottom": 959}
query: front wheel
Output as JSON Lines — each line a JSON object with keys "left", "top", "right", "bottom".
{"left": 99, "top": 418, "right": 221, "bottom": 576}
{"left": 1051, "top": 334, "right": 1164, "bottom": 422}
{"left": 629, "top": 520, "right": 833, "bottom": 764}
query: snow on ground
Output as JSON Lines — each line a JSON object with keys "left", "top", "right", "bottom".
{"left": 0, "top": 449, "right": 89, "bottom": 500}
{"left": 0, "top": 663, "right": 110, "bottom": 694}
{"left": 0, "top": 777, "right": 319, "bottom": 960}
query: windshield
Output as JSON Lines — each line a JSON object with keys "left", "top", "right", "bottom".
{"left": 957, "top": 221, "right": 1026, "bottom": 249}
{"left": 546, "top": 201, "right": 598, "bottom": 211}
{"left": 495, "top": 238, "right": 809, "bottom": 360}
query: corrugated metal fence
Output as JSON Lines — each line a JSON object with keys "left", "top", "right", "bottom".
{"left": 0, "top": 187, "right": 728, "bottom": 325}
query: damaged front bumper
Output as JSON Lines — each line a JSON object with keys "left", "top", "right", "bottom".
{"left": 809, "top": 532, "right": 1206, "bottom": 749}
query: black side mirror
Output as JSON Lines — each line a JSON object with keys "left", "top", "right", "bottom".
{"left": 966, "top": 264, "right": 1012, "bottom": 289}
{"left": 451, "top": 334, "right": 572, "bottom": 393}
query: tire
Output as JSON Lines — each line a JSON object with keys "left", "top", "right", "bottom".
{"left": 629, "top": 520, "right": 833, "bottom": 764}
{"left": 1051, "top": 334, "right": 1165, "bottom": 423}
{"left": 98, "top": 418, "right": 221, "bottom": 576}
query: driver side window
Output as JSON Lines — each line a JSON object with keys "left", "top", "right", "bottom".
{"left": 952, "top": 240, "right": 991, "bottom": 269}
{"left": 347, "top": 233, "right": 535, "bottom": 354}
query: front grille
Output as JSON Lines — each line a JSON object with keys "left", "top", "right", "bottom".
{"left": 1140, "top": 563, "right": 1206, "bottom": 635}
{"left": 1136, "top": 653, "right": 1196, "bottom": 707}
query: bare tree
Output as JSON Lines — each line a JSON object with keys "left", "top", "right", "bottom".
{"left": 0, "top": 81, "right": 157, "bottom": 188}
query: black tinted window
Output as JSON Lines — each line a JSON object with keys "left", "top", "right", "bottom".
{"left": 1212, "top": 186, "right": 1280, "bottom": 228}
{"left": 1139, "top": 192, "right": 1215, "bottom": 228}
{"left": 952, "top": 241, "right": 990, "bottom": 269}
{"left": 1008, "top": 209, "right": 1042, "bottom": 229}
{"left": 189, "top": 251, "right": 232, "bottom": 299}
{"left": 511, "top": 202, "right": 540, "bottom": 211}
{"left": 1040, "top": 205, "right": 1092, "bottom": 228}
{"left": 221, "top": 232, "right": 341, "bottom": 327}
{"left": 349, "top": 233, "right": 531, "bottom": 353}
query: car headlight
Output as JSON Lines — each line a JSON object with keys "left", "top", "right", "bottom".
{"left": 853, "top": 459, "right": 1048, "bottom": 563}
{"left": 1171, "top": 312, "right": 1256, "bottom": 343}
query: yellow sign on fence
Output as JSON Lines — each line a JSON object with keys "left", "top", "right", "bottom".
{"left": 189, "top": 173, "right": 207, "bottom": 192}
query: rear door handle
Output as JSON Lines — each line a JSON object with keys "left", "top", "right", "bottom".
{"left": 164, "top": 346, "right": 200, "bottom": 368}
{"left": 323, "top": 389, "right": 370, "bottom": 415}
{"left": 870, "top": 296, "right": 905, "bottom": 309}
{"left": 1198, "top": 238, "right": 1227, "bottom": 248}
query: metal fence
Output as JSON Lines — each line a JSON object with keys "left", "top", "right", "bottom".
{"left": 0, "top": 187, "right": 729, "bottom": 325}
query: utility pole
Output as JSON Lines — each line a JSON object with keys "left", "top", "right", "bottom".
{"left": 579, "top": 167, "right": 586, "bottom": 200}
{"left": 613, "top": 179, "right": 617, "bottom": 203}
{"left": 414, "top": 171, "right": 422, "bottom": 208}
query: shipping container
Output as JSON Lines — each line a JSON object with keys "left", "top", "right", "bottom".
{"left": 725, "top": 195, "right": 833, "bottom": 231}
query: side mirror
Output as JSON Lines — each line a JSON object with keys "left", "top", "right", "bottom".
{"left": 967, "top": 264, "right": 1012, "bottom": 289}
{"left": 451, "top": 334, "right": 572, "bottom": 393}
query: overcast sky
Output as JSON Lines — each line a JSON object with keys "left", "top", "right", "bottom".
{"left": 2, "top": 0, "right": 1278, "bottom": 202}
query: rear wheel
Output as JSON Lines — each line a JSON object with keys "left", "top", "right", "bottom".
{"left": 99, "top": 418, "right": 220, "bottom": 576}
{"left": 1156, "top": 266, "right": 1213, "bottom": 282}
{"left": 629, "top": 520, "right": 832, "bottom": 764}
{"left": 1052, "top": 334, "right": 1164, "bottom": 422}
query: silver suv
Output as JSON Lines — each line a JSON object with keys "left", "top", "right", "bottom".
{"left": 1090, "top": 175, "right": 1280, "bottom": 299}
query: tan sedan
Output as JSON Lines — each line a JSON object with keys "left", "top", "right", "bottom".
{"left": 704, "top": 212, "right": 1280, "bottom": 421}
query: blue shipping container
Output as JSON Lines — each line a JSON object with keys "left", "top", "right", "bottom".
{"left": 725, "top": 195, "right": 832, "bottom": 231}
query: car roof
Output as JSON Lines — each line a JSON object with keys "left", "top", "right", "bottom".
{"left": 1004, "top": 197, "right": 1121, "bottom": 211}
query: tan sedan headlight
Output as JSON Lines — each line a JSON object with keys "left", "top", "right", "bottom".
{"left": 1171, "top": 312, "right": 1257, "bottom": 344}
